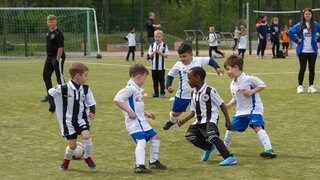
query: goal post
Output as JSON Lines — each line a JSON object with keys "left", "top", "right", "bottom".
{"left": 0, "top": 7, "right": 101, "bottom": 58}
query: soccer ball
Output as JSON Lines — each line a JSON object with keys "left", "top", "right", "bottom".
{"left": 72, "top": 141, "right": 85, "bottom": 160}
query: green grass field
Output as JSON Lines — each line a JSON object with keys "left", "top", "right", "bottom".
{"left": 0, "top": 54, "right": 319, "bottom": 179}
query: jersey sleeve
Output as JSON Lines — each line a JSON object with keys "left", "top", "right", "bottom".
{"left": 114, "top": 87, "right": 134, "bottom": 102}
{"left": 85, "top": 87, "right": 96, "bottom": 107}
{"left": 167, "top": 62, "right": 180, "bottom": 77}
{"left": 48, "top": 85, "right": 62, "bottom": 97}
{"left": 210, "top": 88, "right": 224, "bottom": 106}
{"left": 250, "top": 75, "right": 266, "bottom": 88}
{"left": 56, "top": 31, "right": 64, "bottom": 48}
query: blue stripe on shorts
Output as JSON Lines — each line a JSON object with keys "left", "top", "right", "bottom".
{"left": 131, "top": 129, "right": 157, "bottom": 142}
{"left": 231, "top": 114, "right": 265, "bottom": 132}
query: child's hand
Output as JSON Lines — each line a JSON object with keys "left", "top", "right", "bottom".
{"left": 167, "top": 86, "right": 174, "bottom": 93}
{"left": 145, "top": 111, "right": 155, "bottom": 120}
{"left": 177, "top": 119, "right": 186, "bottom": 127}
{"left": 216, "top": 68, "right": 224, "bottom": 75}
{"left": 243, "top": 89, "right": 254, "bottom": 98}
{"left": 88, "top": 112, "right": 95, "bottom": 120}
{"left": 225, "top": 120, "right": 233, "bottom": 131}
{"left": 128, "top": 111, "right": 136, "bottom": 120}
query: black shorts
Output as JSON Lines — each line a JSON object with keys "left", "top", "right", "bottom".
{"left": 64, "top": 124, "right": 90, "bottom": 140}
{"left": 186, "top": 122, "right": 219, "bottom": 139}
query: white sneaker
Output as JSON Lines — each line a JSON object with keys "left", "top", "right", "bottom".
{"left": 297, "top": 85, "right": 303, "bottom": 94}
{"left": 308, "top": 85, "right": 317, "bottom": 93}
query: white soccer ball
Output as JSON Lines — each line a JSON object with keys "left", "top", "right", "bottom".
{"left": 72, "top": 141, "right": 85, "bottom": 159}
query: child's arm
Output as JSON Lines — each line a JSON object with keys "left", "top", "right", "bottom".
{"left": 243, "top": 86, "right": 265, "bottom": 98}
{"left": 226, "top": 99, "right": 236, "bottom": 109}
{"left": 166, "top": 75, "right": 175, "bottom": 93}
{"left": 114, "top": 101, "right": 136, "bottom": 120}
{"left": 177, "top": 111, "right": 195, "bottom": 127}
{"left": 220, "top": 103, "right": 232, "bottom": 130}
{"left": 88, "top": 105, "right": 96, "bottom": 120}
{"left": 208, "top": 58, "right": 224, "bottom": 75}
{"left": 145, "top": 111, "right": 155, "bottom": 120}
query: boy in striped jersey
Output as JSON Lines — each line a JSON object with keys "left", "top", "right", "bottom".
{"left": 48, "top": 62, "right": 97, "bottom": 170}
{"left": 178, "top": 67, "right": 237, "bottom": 166}
{"left": 163, "top": 42, "right": 223, "bottom": 130}
{"left": 114, "top": 63, "right": 167, "bottom": 173}
{"left": 222, "top": 55, "right": 276, "bottom": 158}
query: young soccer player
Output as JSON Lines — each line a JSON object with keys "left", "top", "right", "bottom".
{"left": 178, "top": 67, "right": 237, "bottom": 166}
{"left": 114, "top": 63, "right": 167, "bottom": 173}
{"left": 41, "top": 14, "right": 66, "bottom": 102}
{"left": 238, "top": 26, "right": 248, "bottom": 60}
{"left": 222, "top": 55, "right": 277, "bottom": 158}
{"left": 147, "top": 30, "right": 169, "bottom": 98}
{"left": 48, "top": 62, "right": 97, "bottom": 170}
{"left": 163, "top": 42, "right": 223, "bottom": 130}
{"left": 125, "top": 27, "right": 136, "bottom": 61}
{"left": 208, "top": 26, "right": 224, "bottom": 58}
{"left": 281, "top": 25, "right": 290, "bottom": 56}
{"left": 269, "top": 17, "right": 281, "bottom": 58}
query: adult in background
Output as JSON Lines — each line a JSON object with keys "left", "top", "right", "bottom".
{"left": 41, "top": 14, "right": 66, "bottom": 102}
{"left": 256, "top": 15, "right": 268, "bottom": 59}
{"left": 146, "top": 12, "right": 161, "bottom": 60}
{"left": 287, "top": 8, "right": 320, "bottom": 94}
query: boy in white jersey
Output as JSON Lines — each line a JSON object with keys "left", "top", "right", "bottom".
{"left": 48, "top": 62, "right": 97, "bottom": 170}
{"left": 114, "top": 63, "right": 167, "bottom": 173}
{"left": 222, "top": 55, "right": 276, "bottom": 158}
{"left": 163, "top": 42, "right": 223, "bottom": 130}
{"left": 178, "top": 67, "right": 237, "bottom": 166}
{"left": 147, "top": 30, "right": 169, "bottom": 98}
{"left": 237, "top": 26, "right": 248, "bottom": 60}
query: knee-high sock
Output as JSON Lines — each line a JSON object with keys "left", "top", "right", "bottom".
{"left": 65, "top": 146, "right": 75, "bottom": 160}
{"left": 224, "top": 130, "right": 235, "bottom": 147}
{"left": 150, "top": 139, "right": 160, "bottom": 163}
{"left": 257, "top": 129, "right": 272, "bottom": 150}
{"left": 83, "top": 138, "right": 93, "bottom": 158}
{"left": 136, "top": 139, "right": 146, "bottom": 165}
{"left": 169, "top": 111, "right": 178, "bottom": 123}
{"left": 209, "top": 136, "right": 231, "bottom": 159}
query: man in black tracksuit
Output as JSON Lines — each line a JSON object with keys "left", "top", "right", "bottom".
{"left": 41, "top": 14, "right": 66, "bottom": 102}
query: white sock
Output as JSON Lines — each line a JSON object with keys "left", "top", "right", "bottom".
{"left": 135, "top": 139, "right": 146, "bottom": 165}
{"left": 150, "top": 139, "right": 160, "bottom": 163}
{"left": 83, "top": 138, "right": 93, "bottom": 158}
{"left": 169, "top": 112, "right": 178, "bottom": 124}
{"left": 65, "top": 146, "right": 74, "bottom": 160}
{"left": 257, "top": 129, "right": 272, "bottom": 150}
{"left": 224, "top": 130, "right": 235, "bottom": 147}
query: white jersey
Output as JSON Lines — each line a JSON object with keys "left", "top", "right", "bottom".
{"left": 148, "top": 42, "right": 169, "bottom": 70}
{"left": 190, "top": 83, "right": 224, "bottom": 125}
{"left": 126, "top": 32, "right": 136, "bottom": 47}
{"left": 230, "top": 72, "right": 265, "bottom": 116}
{"left": 168, "top": 56, "right": 211, "bottom": 99}
{"left": 48, "top": 81, "right": 96, "bottom": 136}
{"left": 209, "top": 32, "right": 219, "bottom": 46}
{"left": 114, "top": 80, "right": 152, "bottom": 135}
{"left": 238, "top": 34, "right": 248, "bottom": 50}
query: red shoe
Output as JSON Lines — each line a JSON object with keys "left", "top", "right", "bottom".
{"left": 85, "top": 157, "right": 96, "bottom": 170}
{"left": 60, "top": 159, "right": 70, "bottom": 170}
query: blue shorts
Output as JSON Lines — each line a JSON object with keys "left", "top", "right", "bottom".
{"left": 172, "top": 97, "right": 191, "bottom": 112}
{"left": 231, "top": 114, "right": 265, "bottom": 132}
{"left": 131, "top": 129, "right": 157, "bottom": 142}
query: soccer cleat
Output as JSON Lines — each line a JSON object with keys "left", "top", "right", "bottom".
{"left": 40, "top": 96, "right": 49, "bottom": 102}
{"left": 201, "top": 144, "right": 215, "bottom": 161}
{"left": 219, "top": 156, "right": 237, "bottom": 166}
{"left": 149, "top": 160, "right": 167, "bottom": 170}
{"left": 297, "top": 85, "right": 304, "bottom": 94}
{"left": 160, "top": 93, "right": 166, "bottom": 98}
{"left": 163, "top": 121, "right": 175, "bottom": 130}
{"left": 134, "top": 165, "right": 152, "bottom": 173}
{"left": 60, "top": 159, "right": 70, "bottom": 170}
{"left": 308, "top": 85, "right": 317, "bottom": 93}
{"left": 85, "top": 157, "right": 96, "bottom": 170}
{"left": 260, "top": 149, "right": 277, "bottom": 158}
{"left": 152, "top": 93, "right": 159, "bottom": 98}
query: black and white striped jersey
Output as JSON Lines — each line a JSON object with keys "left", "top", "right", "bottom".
{"left": 190, "top": 83, "right": 224, "bottom": 124}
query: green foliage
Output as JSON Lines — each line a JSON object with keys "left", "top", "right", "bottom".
{"left": 1, "top": 54, "right": 320, "bottom": 179}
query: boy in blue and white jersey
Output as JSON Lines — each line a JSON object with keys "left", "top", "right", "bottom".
{"left": 222, "top": 55, "right": 276, "bottom": 158}
{"left": 163, "top": 42, "right": 223, "bottom": 130}
{"left": 114, "top": 63, "right": 167, "bottom": 173}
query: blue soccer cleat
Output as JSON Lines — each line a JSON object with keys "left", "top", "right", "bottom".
{"left": 219, "top": 156, "right": 237, "bottom": 166}
{"left": 201, "top": 144, "right": 215, "bottom": 161}
{"left": 260, "top": 149, "right": 277, "bottom": 158}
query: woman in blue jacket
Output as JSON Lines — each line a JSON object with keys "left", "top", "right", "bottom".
{"left": 287, "top": 8, "right": 320, "bottom": 94}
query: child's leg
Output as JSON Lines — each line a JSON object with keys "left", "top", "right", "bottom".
{"left": 185, "top": 132, "right": 212, "bottom": 151}
{"left": 81, "top": 130, "right": 93, "bottom": 158}
{"left": 213, "top": 46, "right": 224, "bottom": 56}
{"left": 126, "top": 50, "right": 130, "bottom": 61}
{"left": 136, "top": 139, "right": 146, "bottom": 165}
{"left": 65, "top": 139, "right": 77, "bottom": 160}
{"left": 209, "top": 46, "right": 213, "bottom": 57}
{"left": 223, "top": 130, "right": 235, "bottom": 147}
{"left": 253, "top": 126, "right": 273, "bottom": 150}
{"left": 150, "top": 136, "right": 160, "bottom": 163}
{"left": 152, "top": 70, "right": 159, "bottom": 95}
{"left": 159, "top": 70, "right": 166, "bottom": 95}
{"left": 132, "top": 49, "right": 135, "bottom": 61}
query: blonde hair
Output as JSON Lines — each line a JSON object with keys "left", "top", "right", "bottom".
{"left": 154, "top": 30, "right": 163, "bottom": 36}
{"left": 47, "top": 14, "right": 57, "bottom": 21}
